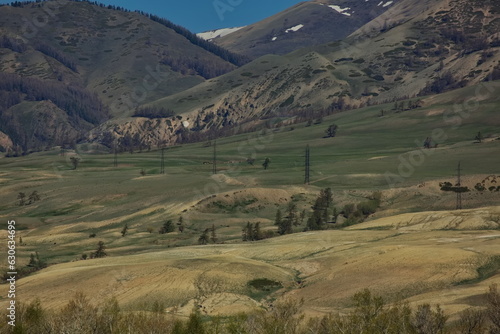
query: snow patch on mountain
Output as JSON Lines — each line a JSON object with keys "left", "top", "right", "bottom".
{"left": 197, "top": 27, "right": 245, "bottom": 40}
{"left": 377, "top": 1, "right": 394, "bottom": 6}
{"left": 285, "top": 24, "right": 304, "bottom": 33}
{"left": 328, "top": 5, "right": 352, "bottom": 16}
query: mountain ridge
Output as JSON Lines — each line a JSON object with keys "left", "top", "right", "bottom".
{"left": 212, "top": 0, "right": 401, "bottom": 60}
{"left": 0, "top": 0, "right": 247, "bottom": 153}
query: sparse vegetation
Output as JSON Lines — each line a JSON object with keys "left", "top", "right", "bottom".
{"left": 159, "top": 220, "right": 175, "bottom": 234}
{"left": 325, "top": 124, "right": 338, "bottom": 138}
{"left": 198, "top": 229, "right": 209, "bottom": 245}
{"left": 70, "top": 156, "right": 80, "bottom": 170}
{"left": 27, "top": 252, "right": 46, "bottom": 270}
{"left": 262, "top": 157, "right": 271, "bottom": 170}
{"left": 4, "top": 285, "right": 500, "bottom": 334}
{"left": 121, "top": 223, "right": 128, "bottom": 237}
{"left": 475, "top": 131, "right": 484, "bottom": 143}
{"left": 90, "top": 241, "right": 107, "bottom": 259}
{"left": 306, "top": 188, "right": 333, "bottom": 230}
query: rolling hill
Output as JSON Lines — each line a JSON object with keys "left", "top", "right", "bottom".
{"left": 1, "top": 207, "right": 499, "bottom": 319}
{"left": 0, "top": 0, "right": 246, "bottom": 153}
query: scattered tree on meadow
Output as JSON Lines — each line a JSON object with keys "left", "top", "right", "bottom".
{"left": 325, "top": 124, "right": 338, "bottom": 138}
{"left": 274, "top": 209, "right": 285, "bottom": 235}
{"left": 159, "top": 220, "right": 175, "bottom": 234}
{"left": 91, "top": 241, "right": 107, "bottom": 258}
{"left": 27, "top": 252, "right": 46, "bottom": 269}
{"left": 306, "top": 188, "right": 333, "bottom": 230}
{"left": 198, "top": 229, "right": 209, "bottom": 245}
{"left": 28, "top": 190, "right": 41, "bottom": 204}
{"left": 276, "top": 203, "right": 299, "bottom": 236}
{"left": 262, "top": 157, "right": 271, "bottom": 170}
{"left": 253, "top": 222, "right": 263, "bottom": 241}
{"left": 210, "top": 224, "right": 217, "bottom": 244}
{"left": 243, "top": 222, "right": 265, "bottom": 241}
{"left": 475, "top": 131, "right": 483, "bottom": 143}
{"left": 17, "top": 192, "right": 26, "bottom": 206}
{"left": 423, "top": 137, "right": 432, "bottom": 149}
{"left": 70, "top": 156, "right": 80, "bottom": 170}
{"left": 178, "top": 216, "right": 185, "bottom": 233}
{"left": 121, "top": 223, "right": 128, "bottom": 237}
{"left": 243, "top": 222, "right": 254, "bottom": 241}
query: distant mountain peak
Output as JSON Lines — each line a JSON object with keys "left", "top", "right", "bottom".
{"left": 212, "top": 0, "right": 401, "bottom": 59}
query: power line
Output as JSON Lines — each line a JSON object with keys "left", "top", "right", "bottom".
{"left": 305, "top": 144, "right": 310, "bottom": 185}
{"left": 455, "top": 161, "right": 462, "bottom": 210}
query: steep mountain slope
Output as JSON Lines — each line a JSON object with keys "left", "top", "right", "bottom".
{"left": 142, "top": 0, "right": 499, "bottom": 141}
{"left": 0, "top": 0, "right": 244, "bottom": 153}
{"left": 212, "top": 0, "right": 400, "bottom": 59}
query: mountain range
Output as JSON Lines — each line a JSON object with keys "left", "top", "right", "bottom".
{"left": 0, "top": 0, "right": 499, "bottom": 153}
{"left": 205, "top": 0, "right": 401, "bottom": 60}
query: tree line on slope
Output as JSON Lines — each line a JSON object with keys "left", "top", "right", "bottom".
{"left": 3, "top": 1, "right": 249, "bottom": 68}
{"left": 0, "top": 72, "right": 109, "bottom": 154}
{"left": 240, "top": 189, "right": 382, "bottom": 242}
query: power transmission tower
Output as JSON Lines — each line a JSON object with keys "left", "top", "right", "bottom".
{"left": 212, "top": 139, "right": 217, "bottom": 175}
{"left": 455, "top": 161, "right": 462, "bottom": 210}
{"left": 160, "top": 148, "right": 165, "bottom": 174}
{"left": 305, "top": 145, "right": 310, "bottom": 184}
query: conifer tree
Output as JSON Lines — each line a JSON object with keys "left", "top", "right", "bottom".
{"left": 253, "top": 222, "right": 263, "bottom": 241}
{"left": 210, "top": 224, "right": 217, "bottom": 244}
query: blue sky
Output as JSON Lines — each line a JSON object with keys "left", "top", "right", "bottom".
{"left": 0, "top": 0, "right": 306, "bottom": 32}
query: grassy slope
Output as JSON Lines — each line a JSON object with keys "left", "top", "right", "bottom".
{"left": 0, "top": 214, "right": 499, "bottom": 318}
{"left": 0, "top": 82, "right": 499, "bottom": 316}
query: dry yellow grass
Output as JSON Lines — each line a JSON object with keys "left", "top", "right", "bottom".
{"left": 1, "top": 207, "right": 499, "bottom": 318}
